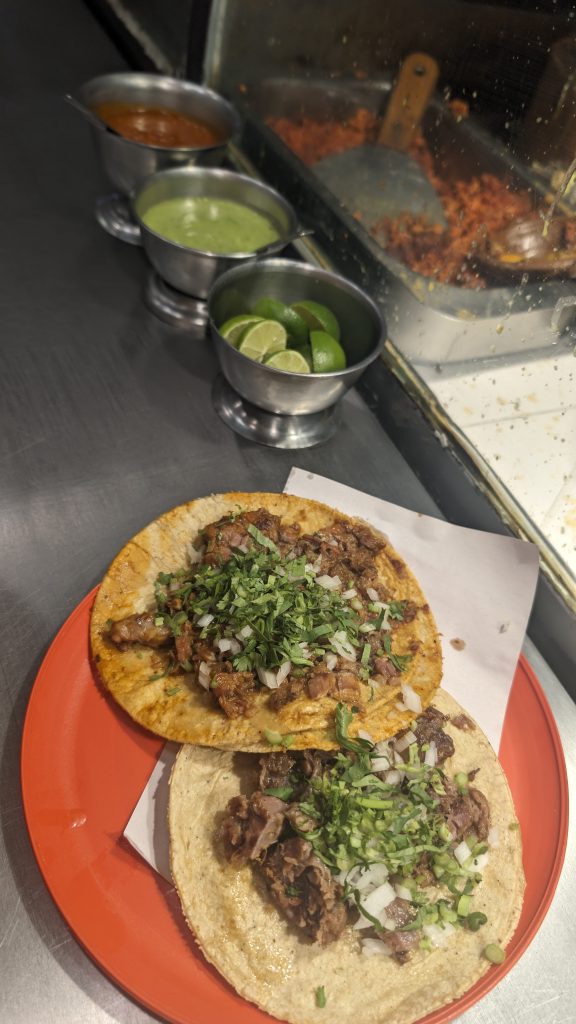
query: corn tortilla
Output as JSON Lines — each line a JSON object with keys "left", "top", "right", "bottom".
{"left": 168, "top": 689, "right": 525, "bottom": 1024}
{"left": 90, "top": 492, "right": 442, "bottom": 751}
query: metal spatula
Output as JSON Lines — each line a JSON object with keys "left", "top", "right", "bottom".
{"left": 314, "top": 53, "right": 444, "bottom": 225}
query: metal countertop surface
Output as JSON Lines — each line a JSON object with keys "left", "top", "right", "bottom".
{"left": 1, "top": 2, "right": 573, "bottom": 1022}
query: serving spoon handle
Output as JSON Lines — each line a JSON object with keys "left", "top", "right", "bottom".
{"left": 253, "top": 229, "right": 314, "bottom": 257}
{"left": 64, "top": 94, "right": 121, "bottom": 137}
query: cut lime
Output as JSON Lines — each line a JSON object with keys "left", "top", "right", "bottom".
{"left": 237, "top": 319, "right": 288, "bottom": 362}
{"left": 219, "top": 314, "right": 264, "bottom": 346}
{"left": 252, "top": 297, "right": 309, "bottom": 347}
{"left": 265, "top": 349, "right": 311, "bottom": 374}
{"left": 310, "top": 330, "right": 347, "bottom": 372}
{"left": 291, "top": 300, "right": 341, "bottom": 341}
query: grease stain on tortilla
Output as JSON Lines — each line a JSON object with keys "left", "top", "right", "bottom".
{"left": 450, "top": 638, "right": 466, "bottom": 651}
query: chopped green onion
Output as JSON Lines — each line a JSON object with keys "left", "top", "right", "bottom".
{"left": 263, "top": 729, "right": 283, "bottom": 745}
{"left": 315, "top": 986, "right": 327, "bottom": 1008}
{"left": 483, "top": 943, "right": 505, "bottom": 964}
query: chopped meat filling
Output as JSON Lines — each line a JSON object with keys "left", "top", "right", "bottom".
{"left": 440, "top": 777, "right": 491, "bottom": 842}
{"left": 222, "top": 792, "right": 287, "bottom": 863}
{"left": 413, "top": 706, "right": 455, "bottom": 765}
{"left": 211, "top": 671, "right": 256, "bottom": 718}
{"left": 258, "top": 752, "right": 296, "bottom": 793}
{"left": 108, "top": 612, "right": 172, "bottom": 649}
{"left": 261, "top": 837, "right": 347, "bottom": 945}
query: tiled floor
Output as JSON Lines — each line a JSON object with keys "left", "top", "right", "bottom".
{"left": 423, "top": 349, "right": 576, "bottom": 577}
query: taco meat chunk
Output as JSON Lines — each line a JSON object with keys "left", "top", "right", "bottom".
{"left": 222, "top": 792, "right": 288, "bottom": 863}
{"left": 258, "top": 752, "right": 296, "bottom": 791}
{"left": 261, "top": 837, "right": 348, "bottom": 945}
{"left": 202, "top": 509, "right": 301, "bottom": 565}
{"left": 108, "top": 612, "right": 172, "bottom": 649}
{"left": 211, "top": 671, "right": 256, "bottom": 718}
{"left": 440, "top": 777, "right": 491, "bottom": 841}
{"left": 413, "top": 705, "right": 455, "bottom": 764}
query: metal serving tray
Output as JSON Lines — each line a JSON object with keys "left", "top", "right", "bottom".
{"left": 236, "top": 77, "right": 576, "bottom": 366}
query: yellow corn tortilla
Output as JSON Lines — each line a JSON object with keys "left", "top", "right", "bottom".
{"left": 168, "top": 689, "right": 525, "bottom": 1024}
{"left": 90, "top": 492, "right": 442, "bottom": 751}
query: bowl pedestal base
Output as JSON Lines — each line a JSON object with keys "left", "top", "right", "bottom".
{"left": 211, "top": 374, "right": 339, "bottom": 448}
{"left": 95, "top": 193, "right": 142, "bottom": 245}
{"left": 144, "top": 271, "right": 208, "bottom": 329}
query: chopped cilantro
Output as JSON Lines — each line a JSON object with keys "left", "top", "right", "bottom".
{"left": 382, "top": 634, "right": 412, "bottom": 672}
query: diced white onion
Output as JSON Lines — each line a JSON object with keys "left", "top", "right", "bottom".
{"left": 471, "top": 853, "right": 490, "bottom": 872}
{"left": 331, "top": 631, "right": 357, "bottom": 661}
{"left": 316, "top": 574, "right": 342, "bottom": 591}
{"left": 358, "top": 729, "right": 374, "bottom": 744}
{"left": 393, "top": 750, "right": 406, "bottom": 765}
{"left": 237, "top": 625, "right": 253, "bottom": 639}
{"left": 217, "top": 638, "right": 232, "bottom": 653}
{"left": 229, "top": 638, "right": 242, "bottom": 655}
{"left": 488, "top": 827, "right": 500, "bottom": 848}
{"left": 371, "top": 756, "right": 391, "bottom": 771}
{"left": 379, "top": 915, "right": 396, "bottom": 931}
{"left": 359, "top": 622, "right": 376, "bottom": 633}
{"left": 305, "top": 562, "right": 319, "bottom": 575}
{"left": 325, "top": 653, "right": 338, "bottom": 671}
{"left": 188, "top": 544, "right": 203, "bottom": 563}
{"left": 342, "top": 588, "right": 357, "bottom": 599}
{"left": 385, "top": 770, "right": 402, "bottom": 785}
{"left": 423, "top": 922, "right": 455, "bottom": 948}
{"left": 374, "top": 740, "right": 392, "bottom": 756}
{"left": 366, "top": 587, "right": 380, "bottom": 602}
{"left": 198, "top": 662, "right": 211, "bottom": 690}
{"left": 454, "top": 840, "right": 471, "bottom": 866}
{"left": 237, "top": 543, "right": 248, "bottom": 553}
{"left": 351, "top": 598, "right": 363, "bottom": 611}
{"left": 361, "top": 938, "right": 392, "bottom": 957}
{"left": 354, "top": 863, "right": 389, "bottom": 893}
{"left": 359, "top": 882, "right": 396, "bottom": 920}
{"left": 424, "top": 740, "right": 438, "bottom": 767}
{"left": 197, "top": 612, "right": 214, "bottom": 628}
{"left": 276, "top": 661, "right": 292, "bottom": 685}
{"left": 401, "top": 683, "right": 422, "bottom": 714}
{"left": 395, "top": 884, "right": 413, "bottom": 901}
{"left": 257, "top": 667, "right": 280, "bottom": 689}
{"left": 395, "top": 730, "right": 417, "bottom": 753}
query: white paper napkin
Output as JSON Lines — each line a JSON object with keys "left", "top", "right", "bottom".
{"left": 124, "top": 468, "right": 540, "bottom": 879}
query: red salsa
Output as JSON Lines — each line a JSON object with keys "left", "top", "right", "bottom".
{"left": 93, "top": 101, "right": 223, "bottom": 148}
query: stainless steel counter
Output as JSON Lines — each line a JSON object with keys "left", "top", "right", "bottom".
{"left": 1, "top": 2, "right": 573, "bottom": 1022}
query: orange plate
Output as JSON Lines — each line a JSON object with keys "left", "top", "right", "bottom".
{"left": 21, "top": 588, "right": 569, "bottom": 1024}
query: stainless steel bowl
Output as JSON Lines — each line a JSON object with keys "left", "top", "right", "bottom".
{"left": 76, "top": 72, "right": 240, "bottom": 194}
{"left": 208, "top": 259, "right": 385, "bottom": 415}
{"left": 133, "top": 167, "right": 298, "bottom": 299}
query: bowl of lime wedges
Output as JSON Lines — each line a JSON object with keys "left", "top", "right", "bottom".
{"left": 207, "top": 259, "right": 384, "bottom": 447}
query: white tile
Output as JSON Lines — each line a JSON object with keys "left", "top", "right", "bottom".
{"left": 458, "top": 408, "right": 576, "bottom": 529}
{"left": 430, "top": 350, "right": 576, "bottom": 428}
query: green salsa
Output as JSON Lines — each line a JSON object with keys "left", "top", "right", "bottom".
{"left": 142, "top": 196, "right": 280, "bottom": 254}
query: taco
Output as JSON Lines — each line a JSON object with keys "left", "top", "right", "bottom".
{"left": 168, "top": 689, "right": 525, "bottom": 1024}
{"left": 90, "top": 492, "right": 442, "bottom": 751}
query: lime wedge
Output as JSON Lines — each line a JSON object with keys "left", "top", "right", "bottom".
{"left": 219, "top": 314, "right": 264, "bottom": 346}
{"left": 252, "top": 297, "right": 309, "bottom": 347}
{"left": 237, "top": 319, "right": 288, "bottom": 362}
{"left": 265, "top": 349, "right": 311, "bottom": 374}
{"left": 291, "top": 300, "right": 341, "bottom": 341}
{"left": 310, "top": 330, "right": 347, "bottom": 372}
